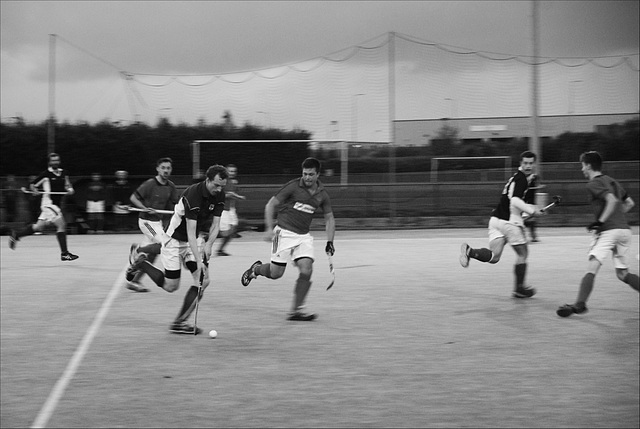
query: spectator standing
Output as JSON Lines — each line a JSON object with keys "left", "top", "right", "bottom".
{"left": 86, "top": 173, "right": 107, "bottom": 233}
{"left": 110, "top": 170, "right": 133, "bottom": 232}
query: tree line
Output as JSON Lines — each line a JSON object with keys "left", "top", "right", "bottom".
{"left": 1, "top": 115, "right": 637, "bottom": 178}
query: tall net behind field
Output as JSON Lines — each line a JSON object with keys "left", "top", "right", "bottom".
{"left": 123, "top": 32, "right": 638, "bottom": 142}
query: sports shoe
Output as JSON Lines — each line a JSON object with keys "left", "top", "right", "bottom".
{"left": 61, "top": 252, "right": 79, "bottom": 261}
{"left": 556, "top": 303, "right": 588, "bottom": 318}
{"left": 128, "top": 243, "right": 140, "bottom": 265}
{"left": 241, "top": 260, "right": 262, "bottom": 286}
{"left": 512, "top": 286, "right": 537, "bottom": 299}
{"left": 287, "top": 312, "right": 317, "bottom": 321}
{"left": 217, "top": 250, "right": 230, "bottom": 256}
{"left": 126, "top": 280, "right": 149, "bottom": 293}
{"left": 8, "top": 230, "right": 18, "bottom": 250}
{"left": 459, "top": 243, "right": 471, "bottom": 268}
{"left": 125, "top": 252, "right": 147, "bottom": 281}
{"left": 169, "top": 321, "right": 202, "bottom": 335}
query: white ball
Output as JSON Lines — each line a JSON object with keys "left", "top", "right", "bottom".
{"left": 208, "top": 329, "right": 218, "bottom": 339}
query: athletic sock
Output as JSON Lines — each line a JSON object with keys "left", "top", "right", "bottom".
{"left": 218, "top": 233, "right": 232, "bottom": 252}
{"left": 514, "top": 263, "right": 527, "bottom": 289}
{"left": 623, "top": 273, "right": 639, "bottom": 291}
{"left": 576, "top": 272, "right": 595, "bottom": 304}
{"left": 16, "top": 225, "right": 35, "bottom": 239}
{"left": 175, "top": 285, "right": 201, "bottom": 323}
{"left": 56, "top": 232, "right": 68, "bottom": 253}
{"left": 471, "top": 248, "right": 493, "bottom": 263}
{"left": 255, "top": 263, "right": 271, "bottom": 278}
{"left": 292, "top": 274, "right": 312, "bottom": 313}
{"left": 138, "top": 261, "right": 165, "bottom": 288}
{"left": 131, "top": 253, "right": 157, "bottom": 283}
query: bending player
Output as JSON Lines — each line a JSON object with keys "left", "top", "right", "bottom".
{"left": 9, "top": 153, "right": 79, "bottom": 261}
{"left": 459, "top": 151, "right": 545, "bottom": 298}
{"left": 125, "top": 165, "right": 228, "bottom": 334}
{"left": 557, "top": 151, "right": 639, "bottom": 317}
{"left": 240, "top": 157, "right": 336, "bottom": 321}
{"left": 125, "top": 157, "right": 180, "bottom": 292}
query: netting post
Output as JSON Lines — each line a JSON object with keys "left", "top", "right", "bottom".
{"left": 340, "top": 140, "right": 348, "bottom": 186}
{"left": 191, "top": 141, "right": 200, "bottom": 180}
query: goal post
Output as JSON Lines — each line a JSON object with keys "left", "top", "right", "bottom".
{"left": 430, "top": 156, "right": 512, "bottom": 182}
{"left": 191, "top": 139, "right": 351, "bottom": 184}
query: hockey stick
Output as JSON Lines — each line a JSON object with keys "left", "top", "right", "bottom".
{"left": 115, "top": 204, "right": 174, "bottom": 215}
{"left": 326, "top": 252, "right": 335, "bottom": 291}
{"left": 193, "top": 257, "right": 208, "bottom": 336}
{"left": 540, "top": 195, "right": 562, "bottom": 213}
{"left": 20, "top": 187, "right": 68, "bottom": 195}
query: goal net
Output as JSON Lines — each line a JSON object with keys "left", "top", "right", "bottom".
{"left": 430, "top": 156, "right": 512, "bottom": 182}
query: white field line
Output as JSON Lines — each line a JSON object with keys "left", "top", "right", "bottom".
{"left": 31, "top": 266, "right": 127, "bottom": 429}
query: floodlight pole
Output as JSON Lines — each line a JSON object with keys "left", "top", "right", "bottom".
{"left": 529, "top": 1, "right": 542, "bottom": 177}
{"left": 388, "top": 31, "right": 397, "bottom": 219}
{"left": 48, "top": 34, "right": 56, "bottom": 155}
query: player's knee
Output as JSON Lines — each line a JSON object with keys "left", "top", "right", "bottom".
{"left": 163, "top": 279, "right": 180, "bottom": 293}
{"left": 615, "top": 269, "right": 628, "bottom": 282}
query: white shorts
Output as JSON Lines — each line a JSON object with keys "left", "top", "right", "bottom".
{"left": 219, "top": 208, "right": 238, "bottom": 232}
{"left": 138, "top": 218, "right": 168, "bottom": 245}
{"left": 588, "top": 228, "right": 633, "bottom": 269}
{"left": 86, "top": 200, "right": 105, "bottom": 213}
{"left": 38, "top": 205, "right": 63, "bottom": 223}
{"left": 270, "top": 226, "right": 315, "bottom": 265}
{"left": 161, "top": 237, "right": 197, "bottom": 272}
{"left": 488, "top": 216, "right": 527, "bottom": 246}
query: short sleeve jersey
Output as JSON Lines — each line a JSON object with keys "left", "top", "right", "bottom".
{"left": 587, "top": 174, "right": 629, "bottom": 231}
{"left": 165, "top": 181, "right": 226, "bottom": 242}
{"left": 492, "top": 169, "right": 529, "bottom": 221}
{"left": 31, "top": 168, "right": 69, "bottom": 207}
{"left": 133, "top": 178, "right": 180, "bottom": 222}
{"left": 274, "top": 178, "right": 332, "bottom": 235}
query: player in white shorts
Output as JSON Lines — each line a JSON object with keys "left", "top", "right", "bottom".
{"left": 125, "top": 157, "right": 180, "bottom": 292}
{"left": 557, "top": 151, "right": 638, "bottom": 317}
{"left": 216, "top": 164, "right": 246, "bottom": 256}
{"left": 459, "top": 151, "right": 545, "bottom": 298}
{"left": 241, "top": 157, "right": 336, "bottom": 321}
{"left": 125, "top": 165, "right": 228, "bottom": 335}
{"left": 9, "top": 153, "right": 79, "bottom": 261}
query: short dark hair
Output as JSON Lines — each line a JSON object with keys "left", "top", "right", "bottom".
{"left": 520, "top": 151, "right": 536, "bottom": 161}
{"left": 206, "top": 164, "right": 228, "bottom": 181}
{"left": 580, "top": 151, "right": 603, "bottom": 171}
{"left": 156, "top": 157, "right": 173, "bottom": 166}
{"left": 48, "top": 152, "right": 60, "bottom": 160}
{"left": 302, "top": 157, "right": 321, "bottom": 172}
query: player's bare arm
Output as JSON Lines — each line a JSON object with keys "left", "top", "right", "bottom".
{"left": 129, "top": 193, "right": 151, "bottom": 212}
{"left": 263, "top": 196, "right": 280, "bottom": 241}
{"left": 622, "top": 196, "right": 635, "bottom": 213}
{"left": 64, "top": 176, "right": 75, "bottom": 195}
{"left": 186, "top": 218, "right": 205, "bottom": 276}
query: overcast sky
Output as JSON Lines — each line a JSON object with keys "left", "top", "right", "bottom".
{"left": 1, "top": 1, "right": 638, "bottom": 139}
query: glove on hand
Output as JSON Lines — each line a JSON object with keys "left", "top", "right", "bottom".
{"left": 325, "top": 241, "right": 335, "bottom": 256}
{"left": 587, "top": 221, "right": 603, "bottom": 233}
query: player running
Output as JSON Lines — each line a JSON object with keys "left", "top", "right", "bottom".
{"left": 9, "top": 153, "right": 79, "bottom": 261}
{"left": 241, "top": 157, "right": 336, "bottom": 321}
{"left": 556, "top": 151, "right": 639, "bottom": 317}
{"left": 125, "top": 157, "right": 180, "bottom": 292}
{"left": 125, "top": 165, "right": 228, "bottom": 334}
{"left": 459, "top": 151, "right": 545, "bottom": 298}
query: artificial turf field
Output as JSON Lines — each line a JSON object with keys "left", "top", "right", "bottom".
{"left": 1, "top": 227, "right": 638, "bottom": 428}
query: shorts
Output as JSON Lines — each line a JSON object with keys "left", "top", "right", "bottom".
{"left": 86, "top": 200, "right": 105, "bottom": 213}
{"left": 138, "top": 218, "right": 168, "bottom": 245}
{"left": 38, "top": 205, "right": 63, "bottom": 223}
{"left": 488, "top": 216, "right": 527, "bottom": 246}
{"left": 588, "top": 228, "right": 633, "bottom": 269}
{"left": 270, "top": 226, "right": 314, "bottom": 265}
{"left": 161, "top": 237, "right": 197, "bottom": 273}
{"left": 219, "top": 208, "right": 238, "bottom": 232}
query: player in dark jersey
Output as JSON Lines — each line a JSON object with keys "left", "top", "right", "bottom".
{"left": 459, "top": 151, "right": 545, "bottom": 298}
{"left": 241, "top": 157, "right": 336, "bottom": 321}
{"left": 557, "top": 151, "right": 638, "bottom": 317}
{"left": 8, "top": 153, "right": 79, "bottom": 261}
{"left": 125, "top": 165, "right": 228, "bottom": 334}
{"left": 125, "top": 157, "right": 180, "bottom": 292}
